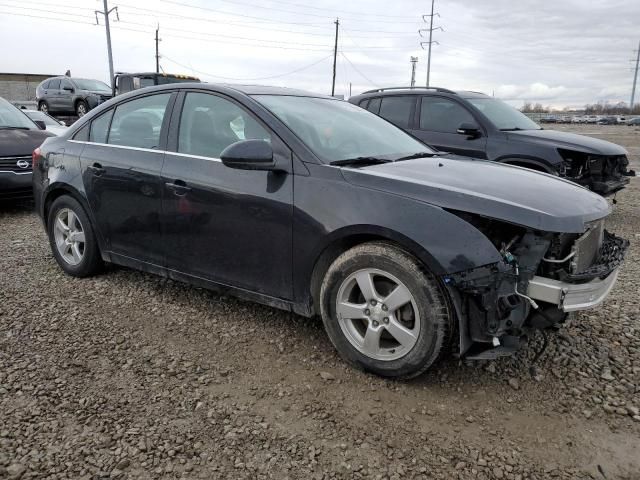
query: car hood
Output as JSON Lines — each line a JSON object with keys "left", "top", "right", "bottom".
{"left": 341, "top": 155, "right": 610, "bottom": 233}
{"left": 0, "top": 129, "right": 53, "bottom": 157}
{"left": 506, "top": 129, "right": 627, "bottom": 155}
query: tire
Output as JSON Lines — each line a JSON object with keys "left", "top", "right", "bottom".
{"left": 76, "top": 100, "right": 88, "bottom": 117}
{"left": 38, "top": 101, "right": 49, "bottom": 113}
{"left": 47, "top": 195, "right": 103, "bottom": 277}
{"left": 320, "top": 241, "right": 451, "bottom": 379}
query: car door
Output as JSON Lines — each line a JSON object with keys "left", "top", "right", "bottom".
{"left": 78, "top": 91, "right": 176, "bottom": 266}
{"left": 46, "top": 78, "right": 61, "bottom": 110}
{"left": 59, "top": 78, "right": 75, "bottom": 113}
{"left": 408, "top": 96, "right": 487, "bottom": 158}
{"left": 161, "top": 90, "right": 293, "bottom": 299}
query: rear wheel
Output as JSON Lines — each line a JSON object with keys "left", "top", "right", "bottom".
{"left": 38, "top": 101, "right": 49, "bottom": 113}
{"left": 320, "top": 242, "right": 452, "bottom": 379}
{"left": 47, "top": 195, "right": 102, "bottom": 277}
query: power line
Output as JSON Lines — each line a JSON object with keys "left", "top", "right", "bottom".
{"left": 340, "top": 52, "right": 378, "bottom": 87}
{"left": 160, "top": 0, "right": 422, "bottom": 25}
{"left": 161, "top": 53, "right": 333, "bottom": 81}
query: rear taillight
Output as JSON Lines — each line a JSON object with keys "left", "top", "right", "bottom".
{"left": 32, "top": 147, "right": 42, "bottom": 169}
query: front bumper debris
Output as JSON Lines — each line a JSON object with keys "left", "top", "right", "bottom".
{"left": 527, "top": 267, "right": 620, "bottom": 312}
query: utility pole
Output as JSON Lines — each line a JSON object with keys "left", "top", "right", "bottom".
{"left": 420, "top": 0, "right": 442, "bottom": 87}
{"left": 95, "top": 0, "right": 119, "bottom": 89}
{"left": 410, "top": 56, "right": 418, "bottom": 88}
{"left": 631, "top": 40, "right": 640, "bottom": 114}
{"left": 155, "top": 24, "right": 161, "bottom": 74}
{"left": 331, "top": 18, "right": 339, "bottom": 96}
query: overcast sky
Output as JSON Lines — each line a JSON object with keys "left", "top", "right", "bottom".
{"left": 1, "top": 0, "right": 638, "bottom": 109}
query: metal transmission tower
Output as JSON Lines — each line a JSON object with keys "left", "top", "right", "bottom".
{"left": 331, "top": 18, "right": 339, "bottom": 96}
{"left": 631, "top": 40, "right": 640, "bottom": 113}
{"left": 155, "top": 24, "right": 161, "bottom": 74}
{"left": 95, "top": 0, "right": 119, "bottom": 89}
{"left": 419, "top": 0, "right": 442, "bottom": 87}
{"left": 410, "top": 56, "right": 418, "bottom": 88}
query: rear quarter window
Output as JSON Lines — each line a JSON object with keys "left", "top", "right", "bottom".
{"left": 89, "top": 110, "right": 114, "bottom": 143}
{"left": 73, "top": 124, "right": 89, "bottom": 141}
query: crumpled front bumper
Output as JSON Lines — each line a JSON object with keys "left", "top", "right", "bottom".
{"left": 526, "top": 267, "right": 620, "bottom": 312}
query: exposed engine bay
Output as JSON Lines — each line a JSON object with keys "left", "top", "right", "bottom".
{"left": 443, "top": 214, "right": 629, "bottom": 360}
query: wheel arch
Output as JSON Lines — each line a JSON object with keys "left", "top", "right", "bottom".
{"left": 307, "top": 225, "right": 447, "bottom": 317}
{"left": 496, "top": 156, "right": 556, "bottom": 173}
{"left": 43, "top": 184, "right": 109, "bottom": 260}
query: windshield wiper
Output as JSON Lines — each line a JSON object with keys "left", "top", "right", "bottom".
{"left": 330, "top": 156, "right": 394, "bottom": 167}
{"left": 395, "top": 151, "right": 442, "bottom": 161}
{"left": 499, "top": 127, "right": 526, "bottom": 131}
{"left": 0, "top": 126, "right": 30, "bottom": 130}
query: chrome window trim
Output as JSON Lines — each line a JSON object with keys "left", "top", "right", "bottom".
{"left": 68, "top": 139, "right": 163, "bottom": 154}
{"left": 168, "top": 151, "right": 222, "bottom": 163}
{"left": 68, "top": 140, "right": 223, "bottom": 162}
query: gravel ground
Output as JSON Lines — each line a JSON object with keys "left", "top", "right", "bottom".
{"left": 1, "top": 125, "right": 639, "bottom": 480}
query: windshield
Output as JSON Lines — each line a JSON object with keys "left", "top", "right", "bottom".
{"left": 253, "top": 95, "right": 434, "bottom": 162}
{"left": 467, "top": 98, "right": 541, "bottom": 131}
{"left": 25, "top": 110, "right": 59, "bottom": 126}
{"left": 73, "top": 79, "right": 111, "bottom": 92}
{"left": 0, "top": 98, "right": 37, "bottom": 129}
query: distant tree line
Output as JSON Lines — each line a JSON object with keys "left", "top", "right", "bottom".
{"left": 520, "top": 100, "right": 640, "bottom": 114}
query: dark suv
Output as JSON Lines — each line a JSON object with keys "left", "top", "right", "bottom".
{"left": 33, "top": 84, "right": 628, "bottom": 378}
{"left": 349, "top": 87, "right": 635, "bottom": 195}
{"left": 36, "top": 76, "right": 113, "bottom": 117}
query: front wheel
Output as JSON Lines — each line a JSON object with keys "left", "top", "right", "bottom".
{"left": 320, "top": 242, "right": 452, "bottom": 379}
{"left": 76, "top": 100, "right": 88, "bottom": 117}
{"left": 47, "top": 195, "right": 103, "bottom": 277}
{"left": 38, "top": 101, "right": 49, "bottom": 113}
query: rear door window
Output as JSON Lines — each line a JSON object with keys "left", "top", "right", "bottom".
{"left": 378, "top": 96, "right": 414, "bottom": 128}
{"left": 48, "top": 79, "right": 61, "bottom": 89}
{"left": 60, "top": 79, "right": 73, "bottom": 91}
{"left": 42, "top": 80, "right": 51, "bottom": 89}
{"left": 419, "top": 97, "right": 475, "bottom": 133}
{"left": 107, "top": 93, "right": 172, "bottom": 149}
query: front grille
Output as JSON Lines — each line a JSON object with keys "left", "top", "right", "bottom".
{"left": 560, "top": 231, "right": 628, "bottom": 282}
{"left": 571, "top": 220, "right": 604, "bottom": 274}
{"left": 0, "top": 155, "right": 32, "bottom": 172}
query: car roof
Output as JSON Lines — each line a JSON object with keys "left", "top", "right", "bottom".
{"left": 115, "top": 82, "right": 334, "bottom": 99}
{"left": 349, "top": 87, "right": 490, "bottom": 100}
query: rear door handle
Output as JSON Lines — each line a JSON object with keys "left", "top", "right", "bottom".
{"left": 165, "top": 180, "right": 191, "bottom": 196}
{"left": 87, "top": 163, "right": 105, "bottom": 176}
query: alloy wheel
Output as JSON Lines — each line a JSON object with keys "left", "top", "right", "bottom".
{"left": 53, "top": 208, "right": 86, "bottom": 266}
{"left": 77, "top": 103, "right": 87, "bottom": 117}
{"left": 335, "top": 268, "right": 421, "bottom": 361}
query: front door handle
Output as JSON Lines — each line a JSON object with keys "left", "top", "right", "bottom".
{"left": 87, "top": 163, "right": 105, "bottom": 176}
{"left": 165, "top": 180, "right": 191, "bottom": 196}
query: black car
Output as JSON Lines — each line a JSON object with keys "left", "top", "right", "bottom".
{"left": 113, "top": 72, "right": 200, "bottom": 96}
{"left": 349, "top": 87, "right": 635, "bottom": 195}
{"left": 36, "top": 76, "right": 113, "bottom": 117}
{"left": 33, "top": 84, "right": 628, "bottom": 378}
{"left": 0, "top": 97, "right": 53, "bottom": 201}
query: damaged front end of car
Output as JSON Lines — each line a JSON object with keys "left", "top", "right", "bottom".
{"left": 558, "top": 149, "right": 636, "bottom": 196}
{"left": 443, "top": 213, "right": 629, "bottom": 360}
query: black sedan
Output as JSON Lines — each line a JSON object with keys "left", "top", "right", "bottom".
{"left": 0, "top": 97, "right": 53, "bottom": 201}
{"left": 32, "top": 84, "right": 628, "bottom": 378}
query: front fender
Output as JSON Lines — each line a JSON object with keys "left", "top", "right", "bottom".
{"left": 293, "top": 164, "right": 503, "bottom": 306}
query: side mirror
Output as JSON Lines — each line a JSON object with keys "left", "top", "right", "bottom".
{"left": 63, "top": 86, "right": 74, "bottom": 92}
{"left": 33, "top": 120, "right": 46, "bottom": 130}
{"left": 456, "top": 122, "right": 481, "bottom": 138}
{"left": 221, "top": 140, "right": 277, "bottom": 171}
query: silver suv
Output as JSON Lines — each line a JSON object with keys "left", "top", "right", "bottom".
{"left": 36, "top": 77, "right": 113, "bottom": 117}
